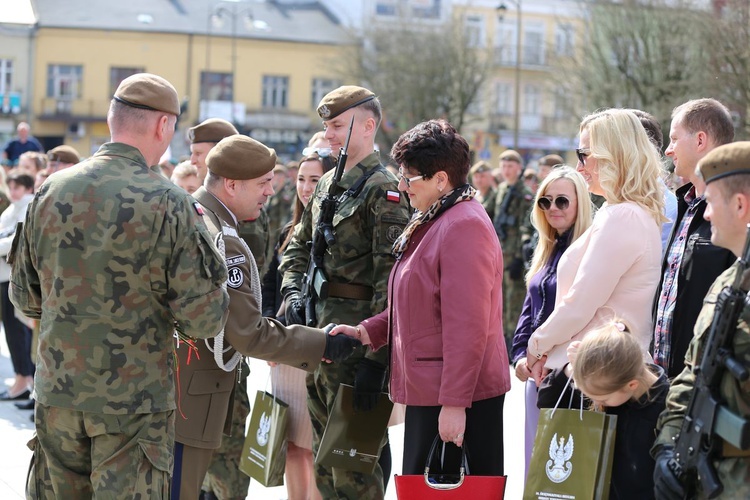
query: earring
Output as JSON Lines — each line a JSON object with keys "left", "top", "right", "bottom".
{"left": 438, "top": 185, "right": 443, "bottom": 192}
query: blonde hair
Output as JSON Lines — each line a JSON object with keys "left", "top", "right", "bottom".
{"left": 580, "top": 108, "right": 666, "bottom": 226}
{"left": 573, "top": 319, "right": 651, "bottom": 405}
{"left": 526, "top": 166, "right": 593, "bottom": 283}
{"left": 170, "top": 161, "right": 198, "bottom": 181}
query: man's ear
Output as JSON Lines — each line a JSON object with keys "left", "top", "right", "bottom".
{"left": 223, "top": 177, "right": 238, "bottom": 198}
{"left": 155, "top": 115, "right": 170, "bottom": 142}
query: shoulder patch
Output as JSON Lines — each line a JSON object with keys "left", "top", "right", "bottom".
{"left": 194, "top": 202, "right": 205, "bottom": 216}
{"left": 386, "top": 190, "right": 401, "bottom": 203}
{"left": 226, "top": 255, "right": 246, "bottom": 266}
{"left": 227, "top": 267, "right": 244, "bottom": 289}
{"left": 386, "top": 225, "right": 403, "bottom": 243}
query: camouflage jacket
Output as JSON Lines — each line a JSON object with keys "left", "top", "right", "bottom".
{"left": 492, "top": 178, "right": 533, "bottom": 261}
{"left": 9, "top": 142, "right": 229, "bottom": 415}
{"left": 479, "top": 186, "right": 497, "bottom": 219}
{"left": 238, "top": 206, "right": 270, "bottom": 277}
{"left": 279, "top": 153, "right": 410, "bottom": 363}
{"left": 654, "top": 262, "right": 750, "bottom": 493}
{"left": 266, "top": 181, "right": 295, "bottom": 242}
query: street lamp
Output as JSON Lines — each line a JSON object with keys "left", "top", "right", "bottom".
{"left": 497, "top": 1, "right": 522, "bottom": 150}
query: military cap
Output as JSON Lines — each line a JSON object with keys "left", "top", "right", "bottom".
{"left": 470, "top": 160, "right": 492, "bottom": 175}
{"left": 697, "top": 141, "right": 750, "bottom": 185}
{"left": 317, "top": 85, "right": 376, "bottom": 120}
{"left": 206, "top": 135, "right": 277, "bottom": 180}
{"left": 47, "top": 145, "right": 80, "bottom": 165}
{"left": 113, "top": 73, "right": 180, "bottom": 116}
{"left": 499, "top": 149, "right": 523, "bottom": 164}
{"left": 539, "top": 154, "right": 564, "bottom": 167}
{"left": 188, "top": 118, "right": 238, "bottom": 144}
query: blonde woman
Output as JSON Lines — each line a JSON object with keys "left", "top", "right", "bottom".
{"left": 527, "top": 109, "right": 666, "bottom": 386}
{"left": 511, "top": 166, "right": 592, "bottom": 476}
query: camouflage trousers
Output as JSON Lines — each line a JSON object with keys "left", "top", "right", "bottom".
{"left": 691, "top": 457, "right": 750, "bottom": 499}
{"left": 202, "top": 363, "right": 251, "bottom": 500}
{"left": 502, "top": 273, "right": 526, "bottom": 353}
{"left": 307, "top": 352, "right": 385, "bottom": 500}
{"left": 28, "top": 403, "right": 174, "bottom": 499}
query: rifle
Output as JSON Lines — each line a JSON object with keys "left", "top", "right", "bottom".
{"left": 667, "top": 223, "right": 750, "bottom": 499}
{"left": 300, "top": 116, "right": 354, "bottom": 327}
{"left": 493, "top": 182, "right": 517, "bottom": 241}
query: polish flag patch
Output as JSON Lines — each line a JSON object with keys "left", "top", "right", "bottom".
{"left": 194, "top": 202, "right": 205, "bottom": 216}
{"left": 386, "top": 190, "right": 400, "bottom": 203}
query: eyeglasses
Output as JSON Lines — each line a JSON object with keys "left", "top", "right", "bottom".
{"left": 397, "top": 170, "right": 424, "bottom": 188}
{"left": 301, "top": 147, "right": 333, "bottom": 158}
{"left": 575, "top": 148, "right": 591, "bottom": 164}
{"left": 537, "top": 195, "right": 571, "bottom": 211}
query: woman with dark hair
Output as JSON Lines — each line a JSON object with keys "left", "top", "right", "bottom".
{"left": 332, "top": 119, "right": 510, "bottom": 476}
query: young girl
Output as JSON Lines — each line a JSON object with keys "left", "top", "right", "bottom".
{"left": 539, "top": 320, "right": 668, "bottom": 500}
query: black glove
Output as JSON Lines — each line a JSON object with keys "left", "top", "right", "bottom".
{"left": 323, "top": 324, "right": 361, "bottom": 362}
{"left": 506, "top": 257, "right": 524, "bottom": 281}
{"left": 353, "top": 358, "right": 387, "bottom": 412}
{"left": 653, "top": 447, "right": 685, "bottom": 500}
{"left": 284, "top": 291, "right": 306, "bottom": 325}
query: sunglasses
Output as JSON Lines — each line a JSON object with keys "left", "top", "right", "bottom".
{"left": 301, "top": 147, "right": 333, "bottom": 158}
{"left": 397, "top": 170, "right": 424, "bottom": 188}
{"left": 537, "top": 195, "right": 571, "bottom": 211}
{"left": 575, "top": 148, "right": 591, "bottom": 164}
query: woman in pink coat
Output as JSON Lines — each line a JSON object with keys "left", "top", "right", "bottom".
{"left": 332, "top": 119, "right": 510, "bottom": 476}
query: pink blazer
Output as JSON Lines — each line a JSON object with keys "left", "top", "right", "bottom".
{"left": 361, "top": 199, "right": 511, "bottom": 408}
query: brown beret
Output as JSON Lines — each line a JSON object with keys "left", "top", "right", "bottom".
{"left": 206, "top": 135, "right": 277, "bottom": 180}
{"left": 317, "top": 85, "right": 376, "bottom": 120}
{"left": 539, "top": 154, "right": 564, "bottom": 167}
{"left": 470, "top": 160, "right": 492, "bottom": 175}
{"left": 188, "top": 118, "right": 238, "bottom": 144}
{"left": 697, "top": 141, "right": 750, "bottom": 185}
{"left": 47, "top": 145, "right": 80, "bottom": 165}
{"left": 499, "top": 149, "right": 523, "bottom": 165}
{"left": 113, "top": 73, "right": 180, "bottom": 116}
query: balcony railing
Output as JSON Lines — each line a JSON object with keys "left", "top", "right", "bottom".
{"left": 39, "top": 98, "right": 110, "bottom": 120}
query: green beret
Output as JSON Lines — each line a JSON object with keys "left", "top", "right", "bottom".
{"left": 539, "top": 154, "right": 564, "bottom": 167}
{"left": 697, "top": 141, "right": 750, "bottom": 185}
{"left": 189, "top": 118, "right": 238, "bottom": 144}
{"left": 499, "top": 149, "right": 523, "bottom": 165}
{"left": 206, "top": 135, "right": 277, "bottom": 180}
{"left": 470, "top": 160, "right": 492, "bottom": 175}
{"left": 113, "top": 73, "right": 180, "bottom": 116}
{"left": 47, "top": 145, "right": 80, "bottom": 165}
{"left": 317, "top": 85, "right": 376, "bottom": 120}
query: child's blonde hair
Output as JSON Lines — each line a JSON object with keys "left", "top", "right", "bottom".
{"left": 573, "top": 320, "right": 650, "bottom": 399}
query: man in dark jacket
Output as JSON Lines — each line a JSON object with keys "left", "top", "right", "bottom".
{"left": 651, "top": 98, "right": 735, "bottom": 379}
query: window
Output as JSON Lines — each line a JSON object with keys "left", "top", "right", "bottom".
{"left": 375, "top": 0, "right": 397, "bottom": 16}
{"left": 495, "top": 21, "right": 518, "bottom": 65}
{"left": 464, "top": 14, "right": 485, "bottom": 48}
{"left": 523, "top": 23, "right": 545, "bottom": 66}
{"left": 495, "top": 82, "right": 513, "bottom": 114}
{"left": 201, "top": 72, "right": 234, "bottom": 101}
{"left": 311, "top": 78, "right": 340, "bottom": 109}
{"left": 375, "top": 0, "right": 441, "bottom": 19}
{"left": 109, "top": 67, "right": 143, "bottom": 97}
{"left": 411, "top": 0, "right": 441, "bottom": 19}
{"left": 262, "top": 75, "right": 289, "bottom": 109}
{"left": 0, "top": 59, "right": 12, "bottom": 95}
{"left": 524, "top": 84, "right": 540, "bottom": 115}
{"left": 553, "top": 89, "right": 569, "bottom": 118}
{"left": 47, "top": 64, "right": 83, "bottom": 99}
{"left": 555, "top": 24, "right": 575, "bottom": 57}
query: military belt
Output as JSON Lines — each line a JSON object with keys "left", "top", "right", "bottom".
{"left": 721, "top": 440, "right": 750, "bottom": 458}
{"left": 327, "top": 282, "right": 373, "bottom": 301}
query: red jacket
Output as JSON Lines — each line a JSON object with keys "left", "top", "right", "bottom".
{"left": 361, "top": 199, "right": 510, "bottom": 408}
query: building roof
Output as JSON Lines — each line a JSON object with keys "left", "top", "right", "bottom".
{"left": 32, "top": 0, "right": 353, "bottom": 45}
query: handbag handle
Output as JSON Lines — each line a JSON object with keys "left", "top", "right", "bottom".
{"left": 423, "top": 435, "right": 467, "bottom": 491}
{"left": 550, "top": 371, "right": 584, "bottom": 420}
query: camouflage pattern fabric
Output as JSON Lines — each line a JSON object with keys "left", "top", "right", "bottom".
{"left": 201, "top": 367, "right": 250, "bottom": 500}
{"left": 492, "top": 178, "right": 533, "bottom": 345}
{"left": 480, "top": 186, "right": 497, "bottom": 218}
{"left": 9, "top": 142, "right": 229, "bottom": 415}
{"left": 28, "top": 403, "right": 174, "bottom": 499}
{"left": 266, "top": 180, "right": 294, "bottom": 246}
{"left": 238, "top": 207, "right": 270, "bottom": 277}
{"left": 654, "top": 262, "right": 750, "bottom": 498}
{"left": 279, "top": 153, "right": 409, "bottom": 497}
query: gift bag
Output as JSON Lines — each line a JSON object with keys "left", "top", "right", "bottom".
{"left": 315, "top": 383, "right": 393, "bottom": 474}
{"left": 524, "top": 377, "right": 617, "bottom": 500}
{"left": 239, "top": 390, "right": 289, "bottom": 487}
{"left": 394, "top": 435, "right": 507, "bottom": 499}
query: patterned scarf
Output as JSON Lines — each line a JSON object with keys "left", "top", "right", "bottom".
{"left": 392, "top": 183, "right": 476, "bottom": 259}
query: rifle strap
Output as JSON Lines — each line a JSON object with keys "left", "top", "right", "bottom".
{"left": 722, "top": 440, "right": 750, "bottom": 457}
{"left": 337, "top": 165, "right": 386, "bottom": 204}
{"left": 327, "top": 282, "right": 373, "bottom": 301}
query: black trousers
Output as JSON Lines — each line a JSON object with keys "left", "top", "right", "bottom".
{"left": 1, "top": 281, "right": 34, "bottom": 377}
{"left": 403, "top": 394, "right": 505, "bottom": 476}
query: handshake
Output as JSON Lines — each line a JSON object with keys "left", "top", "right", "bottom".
{"left": 321, "top": 323, "right": 361, "bottom": 363}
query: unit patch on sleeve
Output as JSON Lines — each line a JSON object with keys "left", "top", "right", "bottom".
{"left": 227, "top": 267, "right": 244, "bottom": 288}
{"left": 226, "top": 255, "right": 247, "bottom": 266}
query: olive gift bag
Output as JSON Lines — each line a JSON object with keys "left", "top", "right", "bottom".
{"left": 239, "top": 390, "right": 289, "bottom": 487}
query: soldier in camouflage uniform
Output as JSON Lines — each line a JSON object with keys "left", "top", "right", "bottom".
{"left": 491, "top": 150, "right": 533, "bottom": 350}
{"left": 9, "top": 73, "right": 231, "bottom": 499}
{"left": 470, "top": 160, "right": 496, "bottom": 217}
{"left": 279, "top": 86, "right": 410, "bottom": 499}
{"left": 175, "top": 134, "right": 360, "bottom": 499}
{"left": 653, "top": 143, "right": 750, "bottom": 499}
{"left": 265, "top": 164, "right": 295, "bottom": 245}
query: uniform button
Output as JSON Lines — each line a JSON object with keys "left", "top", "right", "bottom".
{"left": 215, "top": 383, "right": 220, "bottom": 388}
{"left": 301, "top": 362, "right": 308, "bottom": 369}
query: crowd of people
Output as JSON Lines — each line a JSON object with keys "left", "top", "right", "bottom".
{"left": 1, "top": 70, "right": 749, "bottom": 500}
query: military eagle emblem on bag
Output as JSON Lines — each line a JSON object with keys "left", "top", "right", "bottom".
{"left": 546, "top": 433, "right": 574, "bottom": 483}
{"left": 256, "top": 412, "right": 272, "bottom": 446}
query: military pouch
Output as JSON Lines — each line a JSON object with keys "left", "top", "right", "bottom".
{"left": 312, "top": 266, "right": 329, "bottom": 300}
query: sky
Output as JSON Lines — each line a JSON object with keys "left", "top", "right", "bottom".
{"left": 0, "top": 0, "right": 35, "bottom": 24}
